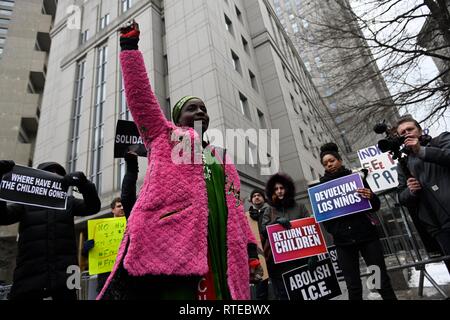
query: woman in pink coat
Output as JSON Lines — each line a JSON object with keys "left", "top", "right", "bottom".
{"left": 97, "top": 22, "right": 260, "bottom": 300}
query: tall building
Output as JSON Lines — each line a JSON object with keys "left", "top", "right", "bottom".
{"left": 1, "top": 0, "right": 348, "bottom": 282}
{"left": 0, "top": 0, "right": 56, "bottom": 283}
{"left": 271, "top": 0, "right": 398, "bottom": 164}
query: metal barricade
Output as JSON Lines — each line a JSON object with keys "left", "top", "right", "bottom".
{"left": 77, "top": 271, "right": 98, "bottom": 300}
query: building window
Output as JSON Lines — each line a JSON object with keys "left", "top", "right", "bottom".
{"left": 239, "top": 92, "right": 251, "bottom": 119}
{"left": 99, "top": 13, "right": 110, "bottom": 30}
{"left": 121, "top": 0, "right": 132, "bottom": 13}
{"left": 225, "top": 14, "right": 233, "bottom": 36}
{"left": 231, "top": 50, "right": 241, "bottom": 74}
{"left": 282, "top": 64, "right": 290, "bottom": 82}
{"left": 241, "top": 36, "right": 249, "bottom": 53}
{"left": 91, "top": 45, "right": 108, "bottom": 193}
{"left": 68, "top": 60, "right": 86, "bottom": 173}
{"left": 0, "top": 1, "right": 14, "bottom": 7}
{"left": 117, "top": 72, "right": 132, "bottom": 189}
{"left": 257, "top": 109, "right": 266, "bottom": 129}
{"left": 300, "top": 128, "right": 308, "bottom": 150}
{"left": 0, "top": 17, "right": 10, "bottom": 24}
{"left": 249, "top": 70, "right": 258, "bottom": 91}
{"left": 235, "top": 6, "right": 242, "bottom": 22}
{"left": 0, "top": 9, "right": 12, "bottom": 15}
{"left": 0, "top": 27, "right": 7, "bottom": 35}
{"left": 80, "top": 29, "right": 89, "bottom": 45}
{"left": 310, "top": 166, "right": 317, "bottom": 180}
{"left": 0, "top": 37, "right": 5, "bottom": 44}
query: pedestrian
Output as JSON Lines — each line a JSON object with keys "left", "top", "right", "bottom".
{"left": 0, "top": 161, "right": 101, "bottom": 300}
{"left": 261, "top": 173, "right": 310, "bottom": 300}
{"left": 97, "top": 21, "right": 261, "bottom": 300}
{"left": 319, "top": 142, "right": 397, "bottom": 300}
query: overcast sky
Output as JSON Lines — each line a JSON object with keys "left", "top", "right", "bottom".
{"left": 350, "top": 0, "right": 449, "bottom": 136}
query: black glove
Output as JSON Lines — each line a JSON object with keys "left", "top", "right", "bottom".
{"left": 63, "top": 171, "right": 88, "bottom": 187}
{"left": 275, "top": 217, "right": 291, "bottom": 229}
{"left": 249, "top": 207, "right": 259, "bottom": 221}
{"left": 119, "top": 20, "right": 140, "bottom": 51}
{"left": 307, "top": 255, "right": 319, "bottom": 271}
{"left": 0, "top": 160, "right": 15, "bottom": 176}
{"left": 82, "top": 239, "right": 95, "bottom": 257}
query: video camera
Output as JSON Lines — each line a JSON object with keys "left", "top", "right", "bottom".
{"left": 373, "top": 121, "right": 407, "bottom": 160}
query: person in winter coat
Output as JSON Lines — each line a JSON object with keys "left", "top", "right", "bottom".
{"left": 0, "top": 161, "right": 101, "bottom": 300}
{"left": 261, "top": 173, "right": 310, "bottom": 300}
{"left": 396, "top": 116, "right": 450, "bottom": 273}
{"left": 246, "top": 188, "right": 270, "bottom": 300}
{"left": 97, "top": 21, "right": 259, "bottom": 300}
{"left": 319, "top": 143, "right": 397, "bottom": 300}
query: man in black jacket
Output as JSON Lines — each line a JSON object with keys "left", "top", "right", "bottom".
{"left": 396, "top": 117, "right": 450, "bottom": 273}
{"left": 0, "top": 160, "right": 101, "bottom": 300}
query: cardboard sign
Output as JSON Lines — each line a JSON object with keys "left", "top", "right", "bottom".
{"left": 114, "top": 120, "right": 147, "bottom": 158}
{"left": 282, "top": 258, "right": 342, "bottom": 300}
{"left": 0, "top": 165, "right": 68, "bottom": 210}
{"left": 357, "top": 145, "right": 398, "bottom": 192}
{"left": 266, "top": 217, "right": 328, "bottom": 264}
{"left": 246, "top": 211, "right": 269, "bottom": 281}
{"left": 308, "top": 173, "right": 372, "bottom": 223}
{"left": 88, "top": 217, "right": 127, "bottom": 275}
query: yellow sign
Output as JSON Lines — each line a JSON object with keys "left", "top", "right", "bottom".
{"left": 87, "top": 217, "right": 126, "bottom": 275}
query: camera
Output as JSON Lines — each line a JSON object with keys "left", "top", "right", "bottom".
{"left": 373, "top": 121, "right": 407, "bottom": 160}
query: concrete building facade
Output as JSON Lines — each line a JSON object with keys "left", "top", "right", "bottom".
{"left": 0, "top": 0, "right": 56, "bottom": 283}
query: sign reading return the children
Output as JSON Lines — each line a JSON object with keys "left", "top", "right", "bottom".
{"left": 0, "top": 165, "right": 68, "bottom": 210}
{"left": 282, "top": 257, "right": 342, "bottom": 301}
{"left": 114, "top": 120, "right": 147, "bottom": 158}
{"left": 266, "top": 217, "right": 328, "bottom": 264}
{"left": 88, "top": 217, "right": 127, "bottom": 275}
{"left": 308, "top": 173, "right": 372, "bottom": 223}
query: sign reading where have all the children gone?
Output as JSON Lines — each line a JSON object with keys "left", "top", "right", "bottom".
{"left": 88, "top": 217, "right": 127, "bottom": 275}
{"left": 266, "top": 217, "right": 328, "bottom": 264}
{"left": 357, "top": 145, "right": 398, "bottom": 193}
{"left": 0, "top": 165, "right": 68, "bottom": 210}
{"left": 308, "top": 173, "right": 372, "bottom": 223}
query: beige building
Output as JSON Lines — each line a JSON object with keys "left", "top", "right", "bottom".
{"left": 1, "top": 0, "right": 348, "bottom": 283}
{"left": 271, "top": 0, "right": 399, "bottom": 164}
{"left": 0, "top": 0, "right": 56, "bottom": 283}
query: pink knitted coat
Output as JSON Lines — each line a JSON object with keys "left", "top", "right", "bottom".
{"left": 97, "top": 50, "right": 256, "bottom": 300}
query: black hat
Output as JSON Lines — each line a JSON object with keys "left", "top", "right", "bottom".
{"left": 320, "top": 142, "right": 342, "bottom": 161}
{"left": 250, "top": 188, "right": 266, "bottom": 201}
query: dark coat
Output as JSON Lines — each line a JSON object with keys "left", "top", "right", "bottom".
{"left": 262, "top": 173, "right": 310, "bottom": 277}
{"left": 320, "top": 167, "right": 381, "bottom": 246}
{"left": 0, "top": 181, "right": 101, "bottom": 298}
{"left": 397, "top": 132, "right": 450, "bottom": 237}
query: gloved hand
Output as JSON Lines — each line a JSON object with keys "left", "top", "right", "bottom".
{"left": 249, "top": 207, "right": 259, "bottom": 221}
{"left": 63, "top": 171, "right": 88, "bottom": 188}
{"left": 307, "top": 255, "right": 319, "bottom": 271}
{"left": 0, "top": 160, "right": 15, "bottom": 176}
{"left": 118, "top": 20, "right": 140, "bottom": 51}
{"left": 275, "top": 217, "right": 291, "bottom": 229}
{"left": 249, "top": 258, "right": 264, "bottom": 283}
{"left": 82, "top": 239, "right": 95, "bottom": 257}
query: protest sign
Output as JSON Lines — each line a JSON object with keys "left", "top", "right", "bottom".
{"left": 282, "top": 258, "right": 342, "bottom": 300}
{"left": 114, "top": 120, "right": 147, "bottom": 158}
{"left": 266, "top": 217, "right": 327, "bottom": 264}
{"left": 0, "top": 165, "right": 68, "bottom": 210}
{"left": 357, "top": 145, "right": 398, "bottom": 192}
{"left": 308, "top": 173, "right": 372, "bottom": 223}
{"left": 317, "top": 245, "right": 343, "bottom": 280}
{"left": 88, "top": 217, "right": 127, "bottom": 275}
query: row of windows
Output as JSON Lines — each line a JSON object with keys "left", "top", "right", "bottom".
{"left": 0, "top": 0, "right": 14, "bottom": 8}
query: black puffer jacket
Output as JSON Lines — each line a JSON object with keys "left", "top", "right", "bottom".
{"left": 320, "top": 167, "right": 380, "bottom": 246}
{"left": 0, "top": 173, "right": 101, "bottom": 298}
{"left": 262, "top": 173, "right": 310, "bottom": 277}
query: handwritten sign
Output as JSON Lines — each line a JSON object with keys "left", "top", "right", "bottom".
{"left": 88, "top": 217, "right": 126, "bottom": 275}
{"left": 357, "top": 145, "right": 398, "bottom": 192}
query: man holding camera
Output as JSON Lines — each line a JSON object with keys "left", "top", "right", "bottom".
{"left": 0, "top": 160, "right": 101, "bottom": 300}
{"left": 396, "top": 117, "right": 450, "bottom": 273}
